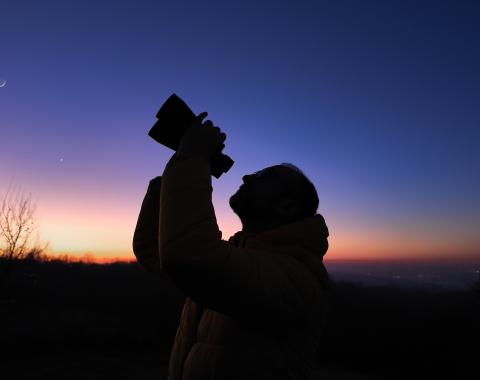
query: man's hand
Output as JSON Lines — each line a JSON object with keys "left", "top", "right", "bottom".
{"left": 177, "top": 112, "right": 227, "bottom": 160}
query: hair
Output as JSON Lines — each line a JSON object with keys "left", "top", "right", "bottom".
{"left": 279, "top": 163, "right": 319, "bottom": 218}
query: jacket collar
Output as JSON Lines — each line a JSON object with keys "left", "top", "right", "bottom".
{"left": 230, "top": 214, "right": 329, "bottom": 259}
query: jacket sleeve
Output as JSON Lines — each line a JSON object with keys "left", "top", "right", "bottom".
{"left": 159, "top": 152, "right": 327, "bottom": 332}
{"left": 132, "top": 176, "right": 163, "bottom": 276}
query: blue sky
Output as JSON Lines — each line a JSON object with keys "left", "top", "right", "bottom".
{"left": 1, "top": 0, "right": 479, "bottom": 260}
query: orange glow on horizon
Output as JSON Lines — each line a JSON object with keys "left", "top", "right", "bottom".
{"left": 43, "top": 241, "right": 479, "bottom": 265}
{"left": 29, "top": 192, "right": 479, "bottom": 264}
{"left": 45, "top": 252, "right": 136, "bottom": 264}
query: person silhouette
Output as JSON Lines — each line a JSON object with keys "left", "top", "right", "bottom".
{"left": 133, "top": 112, "right": 330, "bottom": 380}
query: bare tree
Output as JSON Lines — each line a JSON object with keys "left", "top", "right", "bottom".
{"left": 0, "top": 185, "right": 37, "bottom": 260}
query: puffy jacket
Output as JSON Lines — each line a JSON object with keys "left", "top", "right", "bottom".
{"left": 133, "top": 152, "right": 330, "bottom": 380}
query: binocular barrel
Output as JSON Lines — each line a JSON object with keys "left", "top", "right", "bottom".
{"left": 148, "top": 94, "right": 234, "bottom": 179}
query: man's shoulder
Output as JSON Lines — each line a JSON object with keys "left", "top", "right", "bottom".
{"left": 266, "top": 245, "right": 330, "bottom": 289}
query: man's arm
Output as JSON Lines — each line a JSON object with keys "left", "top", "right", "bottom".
{"left": 159, "top": 153, "right": 327, "bottom": 333}
{"left": 132, "top": 110, "right": 224, "bottom": 276}
{"left": 132, "top": 176, "right": 163, "bottom": 275}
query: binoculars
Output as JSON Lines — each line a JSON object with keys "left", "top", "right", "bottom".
{"left": 148, "top": 94, "right": 234, "bottom": 179}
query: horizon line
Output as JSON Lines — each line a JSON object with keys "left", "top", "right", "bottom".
{"left": 19, "top": 251, "right": 480, "bottom": 265}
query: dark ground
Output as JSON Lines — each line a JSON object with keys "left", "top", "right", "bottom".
{"left": 0, "top": 259, "right": 478, "bottom": 380}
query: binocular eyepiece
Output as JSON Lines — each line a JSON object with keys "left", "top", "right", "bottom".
{"left": 148, "top": 94, "right": 234, "bottom": 179}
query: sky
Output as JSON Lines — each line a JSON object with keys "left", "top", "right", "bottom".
{"left": 1, "top": 0, "right": 479, "bottom": 262}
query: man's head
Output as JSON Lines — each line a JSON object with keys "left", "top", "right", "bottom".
{"left": 229, "top": 163, "right": 319, "bottom": 233}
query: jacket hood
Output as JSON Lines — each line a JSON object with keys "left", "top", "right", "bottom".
{"left": 230, "top": 214, "right": 329, "bottom": 259}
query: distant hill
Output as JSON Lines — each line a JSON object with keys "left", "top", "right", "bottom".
{"left": 0, "top": 259, "right": 478, "bottom": 380}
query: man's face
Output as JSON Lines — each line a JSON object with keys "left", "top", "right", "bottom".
{"left": 229, "top": 165, "right": 300, "bottom": 220}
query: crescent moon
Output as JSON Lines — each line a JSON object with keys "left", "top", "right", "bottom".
{"left": 0, "top": 79, "right": 6, "bottom": 88}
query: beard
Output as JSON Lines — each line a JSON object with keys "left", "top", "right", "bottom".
{"left": 229, "top": 186, "right": 250, "bottom": 218}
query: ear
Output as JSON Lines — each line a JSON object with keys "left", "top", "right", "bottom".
{"left": 274, "top": 198, "right": 301, "bottom": 218}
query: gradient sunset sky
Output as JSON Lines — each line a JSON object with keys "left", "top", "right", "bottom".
{"left": 1, "top": 0, "right": 479, "bottom": 262}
